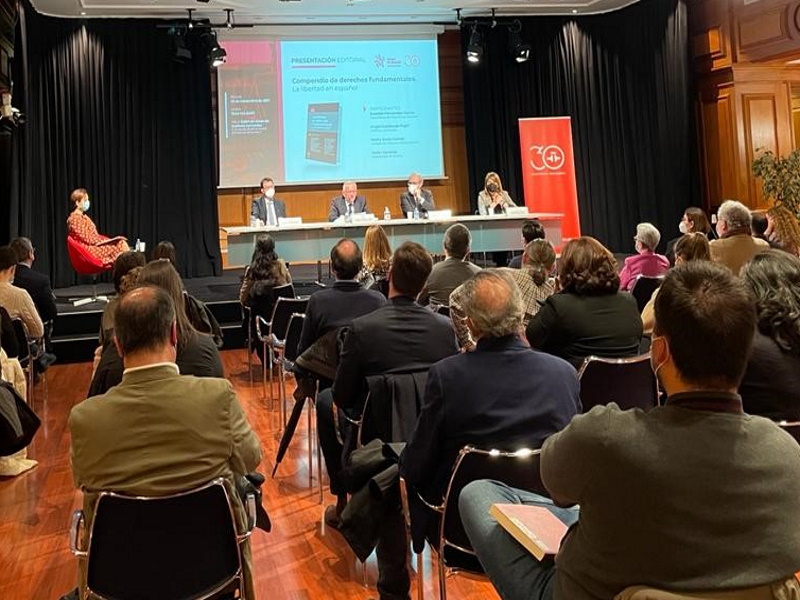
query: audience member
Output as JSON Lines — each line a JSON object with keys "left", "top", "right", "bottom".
{"left": 0, "top": 246, "right": 44, "bottom": 342}
{"left": 641, "top": 232, "right": 710, "bottom": 335}
{"left": 526, "top": 237, "right": 641, "bottom": 368}
{"left": 765, "top": 204, "right": 800, "bottom": 256}
{"left": 89, "top": 260, "right": 223, "bottom": 395}
{"left": 66, "top": 188, "right": 129, "bottom": 267}
{"left": 297, "top": 238, "right": 386, "bottom": 360}
{"left": 477, "top": 172, "right": 517, "bottom": 216}
{"left": 508, "top": 219, "right": 546, "bottom": 269}
{"left": 665, "top": 206, "right": 711, "bottom": 264}
{"left": 460, "top": 261, "right": 800, "bottom": 600}
{"left": 401, "top": 269, "right": 580, "bottom": 555}
{"left": 9, "top": 237, "right": 57, "bottom": 368}
{"left": 328, "top": 181, "right": 368, "bottom": 222}
{"left": 618, "top": 222, "right": 669, "bottom": 291}
{"left": 710, "top": 199, "right": 769, "bottom": 274}
{"left": 357, "top": 224, "right": 392, "bottom": 292}
{"left": 69, "top": 286, "right": 262, "bottom": 599}
{"left": 739, "top": 250, "right": 800, "bottom": 420}
{"left": 400, "top": 172, "right": 435, "bottom": 216}
{"left": 150, "top": 240, "right": 176, "bottom": 265}
{"left": 751, "top": 212, "right": 769, "bottom": 242}
{"left": 99, "top": 251, "right": 146, "bottom": 347}
{"left": 418, "top": 223, "right": 481, "bottom": 306}
{"left": 322, "top": 242, "right": 456, "bottom": 564}
{"left": 450, "top": 239, "right": 556, "bottom": 351}
{"left": 251, "top": 177, "right": 287, "bottom": 227}
{"left": 0, "top": 344, "right": 36, "bottom": 477}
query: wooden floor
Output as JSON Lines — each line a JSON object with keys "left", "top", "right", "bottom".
{"left": 0, "top": 350, "right": 498, "bottom": 600}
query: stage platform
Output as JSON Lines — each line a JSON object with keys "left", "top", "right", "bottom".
{"left": 50, "top": 264, "right": 332, "bottom": 364}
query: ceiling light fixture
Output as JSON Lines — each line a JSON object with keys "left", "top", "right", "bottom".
{"left": 225, "top": 9, "right": 234, "bottom": 28}
{"left": 507, "top": 20, "right": 531, "bottom": 63}
{"left": 466, "top": 25, "right": 484, "bottom": 64}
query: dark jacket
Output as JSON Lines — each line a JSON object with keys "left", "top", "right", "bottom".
{"left": 526, "top": 291, "right": 642, "bottom": 368}
{"left": 328, "top": 196, "right": 369, "bottom": 222}
{"left": 88, "top": 332, "right": 224, "bottom": 396}
{"left": 297, "top": 280, "right": 386, "bottom": 357}
{"left": 13, "top": 263, "right": 57, "bottom": 323}
{"left": 740, "top": 330, "right": 800, "bottom": 421}
{"left": 332, "top": 296, "right": 458, "bottom": 414}
{"left": 250, "top": 196, "right": 287, "bottom": 225}
{"left": 399, "top": 189, "right": 435, "bottom": 215}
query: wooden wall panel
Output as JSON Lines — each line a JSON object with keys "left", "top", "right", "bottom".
{"left": 698, "top": 85, "right": 739, "bottom": 205}
{"left": 735, "top": 1, "right": 800, "bottom": 62}
{"left": 215, "top": 29, "right": 468, "bottom": 231}
{"left": 690, "top": 0, "right": 734, "bottom": 72}
{"left": 0, "top": 0, "right": 15, "bottom": 93}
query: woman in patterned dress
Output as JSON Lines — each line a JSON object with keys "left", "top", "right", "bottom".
{"left": 67, "top": 188, "right": 129, "bottom": 267}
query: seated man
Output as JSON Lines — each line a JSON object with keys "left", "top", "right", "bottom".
{"left": 0, "top": 246, "right": 44, "bottom": 343}
{"left": 710, "top": 199, "right": 769, "bottom": 275}
{"left": 418, "top": 223, "right": 481, "bottom": 306}
{"left": 508, "top": 219, "right": 545, "bottom": 269}
{"left": 68, "top": 286, "right": 262, "bottom": 599}
{"left": 251, "top": 176, "right": 287, "bottom": 227}
{"left": 400, "top": 269, "right": 580, "bottom": 543}
{"left": 399, "top": 172, "right": 435, "bottom": 216}
{"left": 460, "top": 261, "right": 800, "bottom": 600}
{"left": 328, "top": 180, "right": 368, "bottom": 222}
{"left": 321, "top": 241, "right": 458, "bottom": 534}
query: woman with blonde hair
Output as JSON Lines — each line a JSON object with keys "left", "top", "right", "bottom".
{"left": 477, "top": 172, "right": 517, "bottom": 216}
{"left": 765, "top": 204, "right": 800, "bottom": 256}
{"left": 358, "top": 225, "right": 392, "bottom": 293}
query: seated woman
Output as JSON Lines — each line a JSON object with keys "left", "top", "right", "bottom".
{"left": 765, "top": 204, "right": 800, "bottom": 256}
{"left": 477, "top": 172, "right": 517, "bottom": 215}
{"left": 88, "top": 260, "right": 223, "bottom": 396}
{"left": 99, "top": 251, "right": 147, "bottom": 348}
{"left": 357, "top": 224, "right": 392, "bottom": 294}
{"left": 739, "top": 250, "right": 800, "bottom": 420}
{"left": 240, "top": 235, "right": 292, "bottom": 360}
{"left": 618, "top": 222, "right": 669, "bottom": 291}
{"left": 665, "top": 206, "right": 712, "bottom": 264}
{"left": 526, "top": 236, "right": 642, "bottom": 368}
{"left": 67, "top": 188, "right": 129, "bottom": 267}
{"left": 151, "top": 240, "right": 177, "bottom": 265}
{"left": 641, "top": 232, "right": 710, "bottom": 335}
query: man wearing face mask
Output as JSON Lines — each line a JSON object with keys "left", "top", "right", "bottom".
{"left": 251, "top": 177, "right": 287, "bottom": 227}
{"left": 460, "top": 260, "right": 800, "bottom": 600}
{"left": 328, "top": 180, "right": 368, "bottom": 222}
{"left": 400, "top": 172, "right": 435, "bottom": 217}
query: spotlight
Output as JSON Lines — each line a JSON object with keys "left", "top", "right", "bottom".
{"left": 201, "top": 31, "right": 227, "bottom": 67}
{"left": 171, "top": 30, "right": 192, "bottom": 63}
{"left": 508, "top": 21, "right": 531, "bottom": 64}
{"left": 466, "top": 26, "right": 484, "bottom": 64}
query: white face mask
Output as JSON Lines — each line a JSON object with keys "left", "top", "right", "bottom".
{"left": 408, "top": 184, "right": 418, "bottom": 195}
{"left": 265, "top": 188, "right": 275, "bottom": 199}
{"left": 80, "top": 199, "right": 90, "bottom": 212}
{"left": 678, "top": 221, "right": 688, "bottom": 234}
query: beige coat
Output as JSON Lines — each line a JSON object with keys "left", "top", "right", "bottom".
{"left": 709, "top": 234, "right": 770, "bottom": 275}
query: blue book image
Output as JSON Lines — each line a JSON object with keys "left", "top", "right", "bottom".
{"left": 305, "top": 102, "right": 341, "bottom": 165}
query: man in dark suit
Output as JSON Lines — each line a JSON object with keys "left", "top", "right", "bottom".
{"left": 399, "top": 172, "right": 435, "bottom": 217}
{"left": 418, "top": 223, "right": 481, "bottom": 306}
{"left": 250, "top": 177, "right": 287, "bottom": 226}
{"left": 10, "top": 237, "right": 57, "bottom": 368}
{"left": 322, "top": 241, "right": 457, "bottom": 600}
{"left": 328, "top": 180, "right": 368, "bottom": 221}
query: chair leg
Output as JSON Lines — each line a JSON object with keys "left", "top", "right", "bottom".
{"left": 247, "top": 323, "right": 253, "bottom": 387}
{"left": 316, "top": 401, "right": 323, "bottom": 504}
{"left": 262, "top": 341, "right": 269, "bottom": 405}
{"left": 437, "top": 551, "right": 447, "bottom": 600}
{"left": 306, "top": 398, "right": 313, "bottom": 488}
{"left": 417, "top": 551, "right": 424, "bottom": 600}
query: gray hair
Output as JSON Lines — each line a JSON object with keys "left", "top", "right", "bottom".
{"left": 342, "top": 180, "right": 357, "bottom": 192}
{"left": 635, "top": 222, "right": 661, "bottom": 251}
{"left": 444, "top": 223, "right": 472, "bottom": 260}
{"left": 717, "top": 200, "right": 752, "bottom": 230}
{"left": 460, "top": 269, "right": 524, "bottom": 339}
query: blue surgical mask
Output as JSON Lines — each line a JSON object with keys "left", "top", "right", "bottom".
{"left": 80, "top": 199, "right": 90, "bottom": 212}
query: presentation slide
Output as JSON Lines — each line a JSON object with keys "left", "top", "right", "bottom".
{"left": 217, "top": 38, "right": 445, "bottom": 188}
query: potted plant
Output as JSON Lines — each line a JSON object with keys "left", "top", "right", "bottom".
{"left": 751, "top": 148, "right": 800, "bottom": 220}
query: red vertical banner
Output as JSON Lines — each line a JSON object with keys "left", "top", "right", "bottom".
{"left": 518, "top": 117, "right": 581, "bottom": 245}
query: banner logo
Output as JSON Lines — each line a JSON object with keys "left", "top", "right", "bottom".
{"left": 529, "top": 145, "right": 566, "bottom": 171}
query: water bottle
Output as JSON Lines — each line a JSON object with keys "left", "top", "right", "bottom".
{"left": 135, "top": 238, "right": 141, "bottom": 252}
{"left": 250, "top": 215, "right": 258, "bottom": 228}
{"left": 413, "top": 204, "right": 419, "bottom": 220}
{"left": 383, "top": 207, "right": 391, "bottom": 221}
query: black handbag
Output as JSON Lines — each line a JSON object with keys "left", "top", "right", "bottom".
{"left": 0, "top": 380, "right": 41, "bottom": 456}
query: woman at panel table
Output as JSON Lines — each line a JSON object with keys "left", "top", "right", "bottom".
{"left": 67, "top": 188, "right": 129, "bottom": 267}
{"left": 477, "top": 171, "right": 517, "bottom": 215}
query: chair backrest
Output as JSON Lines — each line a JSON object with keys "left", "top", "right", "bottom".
{"left": 777, "top": 421, "right": 800, "bottom": 446}
{"left": 67, "top": 236, "right": 107, "bottom": 275}
{"left": 630, "top": 276, "right": 663, "bottom": 313}
{"left": 85, "top": 478, "right": 242, "bottom": 600}
{"left": 369, "top": 276, "right": 390, "bottom": 298}
{"left": 435, "top": 304, "right": 450, "bottom": 318}
{"left": 578, "top": 353, "right": 659, "bottom": 412}
{"left": 440, "top": 446, "right": 546, "bottom": 564}
{"left": 282, "top": 313, "right": 306, "bottom": 363}
{"left": 10, "top": 319, "right": 31, "bottom": 364}
{"left": 269, "top": 297, "right": 309, "bottom": 343}
{"left": 362, "top": 371, "right": 429, "bottom": 444}
{"left": 248, "top": 282, "right": 295, "bottom": 321}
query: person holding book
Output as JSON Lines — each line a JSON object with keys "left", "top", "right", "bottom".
{"left": 459, "top": 260, "right": 800, "bottom": 600}
{"left": 67, "top": 187, "right": 129, "bottom": 267}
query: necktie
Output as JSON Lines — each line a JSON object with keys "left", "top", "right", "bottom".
{"left": 267, "top": 200, "right": 276, "bottom": 226}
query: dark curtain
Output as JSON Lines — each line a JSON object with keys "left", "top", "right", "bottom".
{"left": 462, "top": 0, "right": 698, "bottom": 253}
{"left": 11, "top": 2, "right": 220, "bottom": 287}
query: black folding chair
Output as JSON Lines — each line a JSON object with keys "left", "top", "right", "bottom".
{"left": 402, "top": 445, "right": 546, "bottom": 600}
{"left": 69, "top": 478, "right": 256, "bottom": 600}
{"left": 629, "top": 275, "right": 663, "bottom": 313}
{"left": 11, "top": 318, "right": 43, "bottom": 400}
{"left": 577, "top": 353, "right": 660, "bottom": 412}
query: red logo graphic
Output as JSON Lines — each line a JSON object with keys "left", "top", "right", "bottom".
{"left": 529, "top": 145, "right": 566, "bottom": 171}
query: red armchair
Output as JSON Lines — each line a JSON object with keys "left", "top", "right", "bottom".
{"left": 67, "top": 236, "right": 111, "bottom": 306}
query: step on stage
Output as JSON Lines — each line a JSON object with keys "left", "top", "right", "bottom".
{"left": 51, "top": 264, "right": 331, "bottom": 364}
